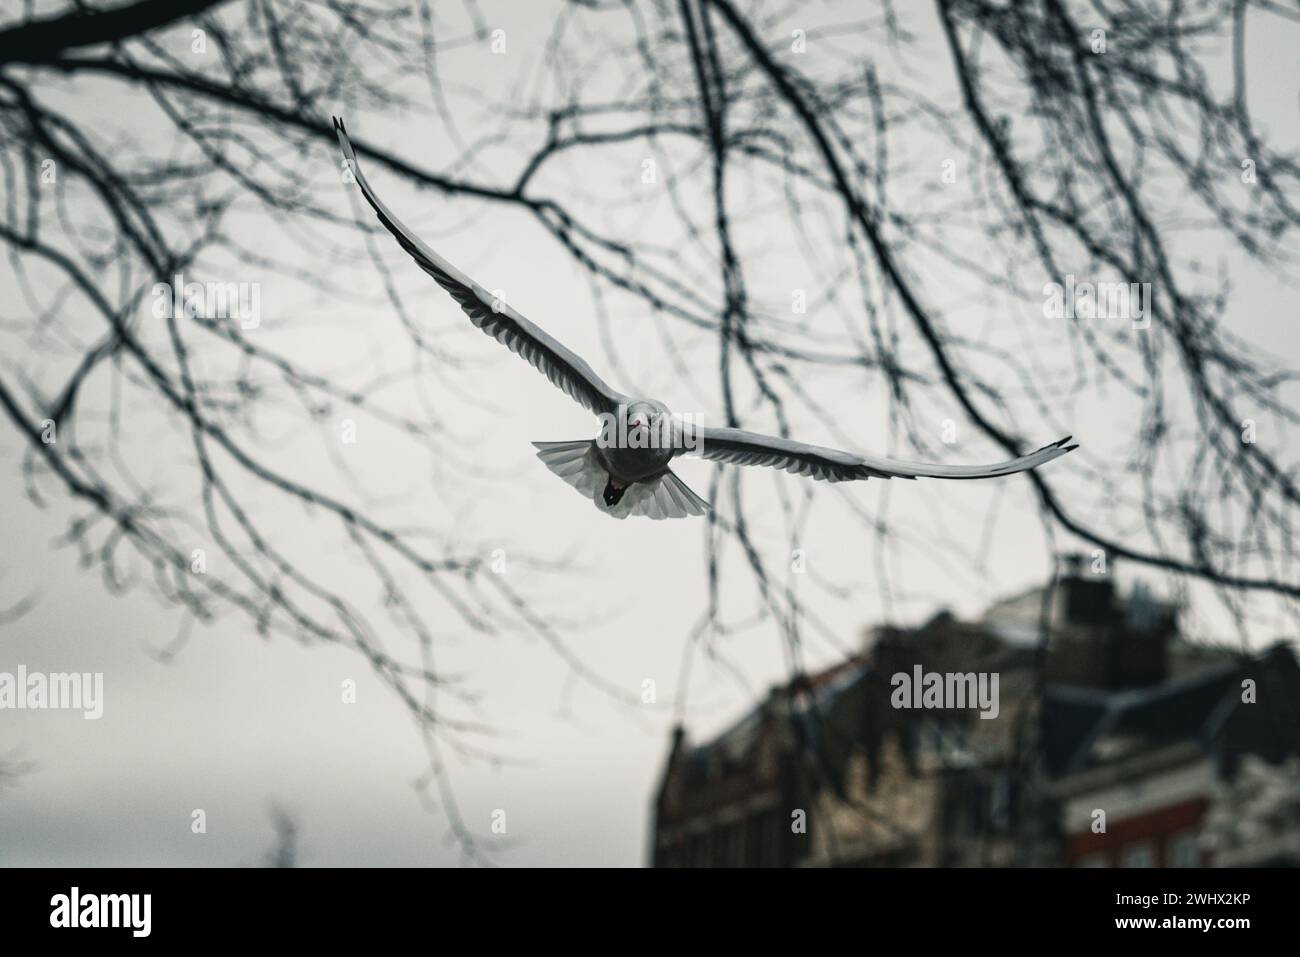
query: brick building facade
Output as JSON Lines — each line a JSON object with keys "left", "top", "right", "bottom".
{"left": 650, "top": 561, "right": 1300, "bottom": 867}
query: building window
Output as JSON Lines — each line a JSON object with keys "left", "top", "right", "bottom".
{"left": 717, "top": 822, "right": 740, "bottom": 866}
{"left": 690, "top": 833, "right": 708, "bottom": 867}
{"left": 1168, "top": 831, "right": 1201, "bottom": 868}
{"left": 711, "top": 826, "right": 728, "bottom": 867}
{"left": 747, "top": 812, "right": 773, "bottom": 867}
{"left": 765, "top": 811, "right": 782, "bottom": 866}
{"left": 989, "top": 773, "right": 1011, "bottom": 831}
{"left": 1121, "top": 841, "right": 1155, "bottom": 868}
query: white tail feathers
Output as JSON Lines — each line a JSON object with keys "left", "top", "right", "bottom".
{"left": 532, "top": 441, "right": 710, "bottom": 520}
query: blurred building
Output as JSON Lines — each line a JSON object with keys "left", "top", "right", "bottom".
{"left": 649, "top": 558, "right": 1300, "bottom": 867}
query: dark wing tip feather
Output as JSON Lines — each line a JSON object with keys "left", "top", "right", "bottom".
{"left": 333, "top": 116, "right": 357, "bottom": 168}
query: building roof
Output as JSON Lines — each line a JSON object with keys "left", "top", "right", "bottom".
{"left": 673, "top": 657, "right": 869, "bottom": 786}
{"left": 1043, "top": 644, "right": 1300, "bottom": 779}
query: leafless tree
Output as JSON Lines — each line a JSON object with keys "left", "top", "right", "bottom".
{"left": 0, "top": 748, "right": 33, "bottom": 796}
{"left": 262, "top": 802, "right": 300, "bottom": 867}
{"left": 1, "top": 0, "right": 1296, "bottom": 861}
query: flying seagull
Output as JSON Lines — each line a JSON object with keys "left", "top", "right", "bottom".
{"left": 333, "top": 117, "right": 1077, "bottom": 521}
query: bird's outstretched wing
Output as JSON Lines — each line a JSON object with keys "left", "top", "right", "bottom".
{"left": 333, "top": 117, "right": 629, "bottom": 416}
{"left": 693, "top": 427, "right": 1077, "bottom": 482}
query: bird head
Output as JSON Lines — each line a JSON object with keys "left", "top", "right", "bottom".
{"left": 625, "top": 401, "right": 669, "bottom": 447}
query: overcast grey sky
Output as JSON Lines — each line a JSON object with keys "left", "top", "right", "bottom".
{"left": 1, "top": 0, "right": 1297, "bottom": 866}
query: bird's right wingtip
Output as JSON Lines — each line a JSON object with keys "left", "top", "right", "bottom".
{"left": 332, "top": 116, "right": 357, "bottom": 166}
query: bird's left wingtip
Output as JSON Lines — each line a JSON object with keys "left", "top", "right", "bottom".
{"left": 1043, "top": 435, "right": 1077, "bottom": 453}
